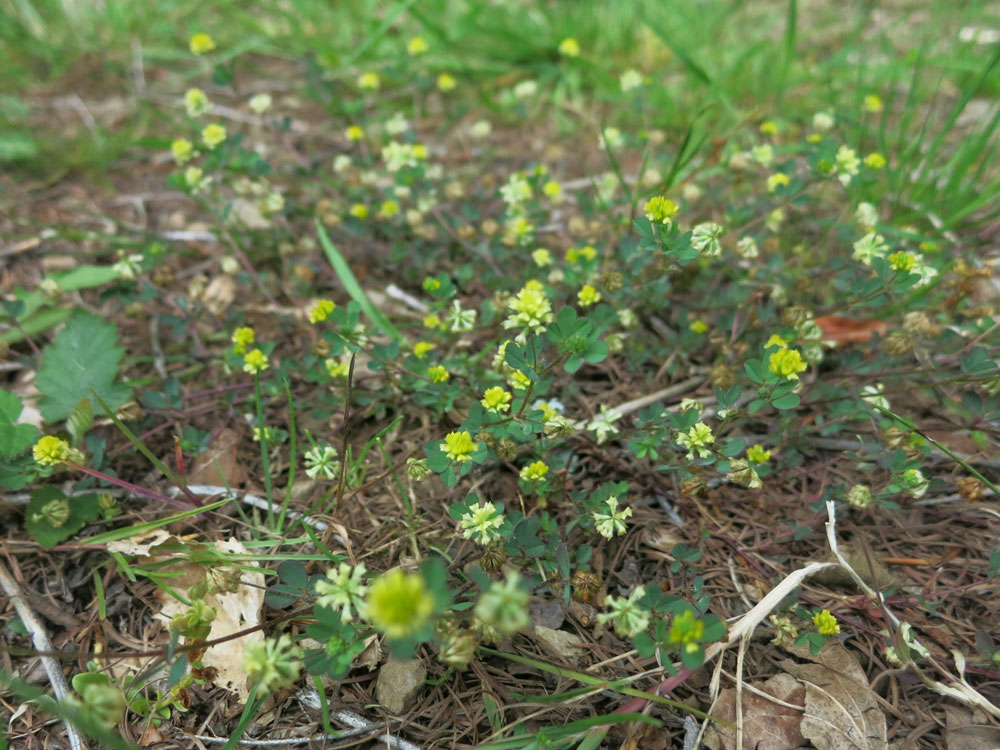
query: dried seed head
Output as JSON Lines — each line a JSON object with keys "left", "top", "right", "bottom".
{"left": 711, "top": 362, "right": 736, "bottom": 390}
{"left": 884, "top": 330, "right": 913, "bottom": 356}
{"left": 571, "top": 570, "right": 601, "bottom": 603}
{"left": 957, "top": 476, "right": 984, "bottom": 502}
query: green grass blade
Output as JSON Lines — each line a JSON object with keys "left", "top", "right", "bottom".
{"left": 641, "top": 15, "right": 712, "bottom": 85}
{"left": 83, "top": 498, "right": 230, "bottom": 546}
{"left": 316, "top": 219, "right": 404, "bottom": 344}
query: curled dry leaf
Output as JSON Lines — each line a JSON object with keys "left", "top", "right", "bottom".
{"left": 779, "top": 643, "right": 887, "bottom": 750}
{"left": 815, "top": 315, "right": 889, "bottom": 345}
{"left": 154, "top": 538, "right": 265, "bottom": 701}
{"left": 106, "top": 528, "right": 184, "bottom": 557}
{"left": 187, "top": 427, "right": 247, "bottom": 487}
{"left": 704, "top": 672, "right": 806, "bottom": 750}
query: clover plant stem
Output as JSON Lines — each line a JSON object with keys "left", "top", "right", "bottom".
{"left": 253, "top": 373, "right": 275, "bottom": 528}
{"left": 277, "top": 379, "right": 296, "bottom": 533}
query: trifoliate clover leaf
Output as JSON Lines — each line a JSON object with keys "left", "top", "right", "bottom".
{"left": 25, "top": 486, "right": 101, "bottom": 548}
{"left": 36, "top": 312, "right": 131, "bottom": 422}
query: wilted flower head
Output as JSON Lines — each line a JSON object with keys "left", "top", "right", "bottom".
{"left": 315, "top": 563, "right": 368, "bottom": 622}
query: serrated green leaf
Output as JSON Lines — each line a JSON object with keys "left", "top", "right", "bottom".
{"left": 0, "top": 390, "right": 38, "bottom": 458}
{"left": 36, "top": 312, "right": 131, "bottom": 422}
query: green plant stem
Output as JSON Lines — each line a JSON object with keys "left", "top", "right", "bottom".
{"left": 875, "top": 406, "right": 1000, "bottom": 496}
{"left": 253, "top": 374, "right": 275, "bottom": 528}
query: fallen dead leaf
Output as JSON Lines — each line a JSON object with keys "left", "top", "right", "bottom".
{"left": 106, "top": 528, "right": 185, "bottom": 557}
{"left": 357, "top": 634, "right": 382, "bottom": 672}
{"left": 622, "top": 721, "right": 670, "bottom": 750}
{"left": 154, "top": 538, "right": 265, "bottom": 701}
{"left": 187, "top": 428, "right": 247, "bottom": 487}
{"left": 203, "top": 275, "right": 237, "bottom": 316}
{"left": 779, "top": 643, "right": 887, "bottom": 750}
{"left": 815, "top": 315, "right": 889, "bottom": 345}
{"left": 944, "top": 705, "right": 1000, "bottom": 750}
{"left": 704, "top": 672, "right": 806, "bottom": 750}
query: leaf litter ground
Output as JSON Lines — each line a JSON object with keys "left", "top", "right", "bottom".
{"left": 1, "top": 55, "right": 999, "bottom": 750}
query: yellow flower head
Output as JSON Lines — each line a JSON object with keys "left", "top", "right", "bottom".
{"left": 747, "top": 444, "right": 772, "bottom": 463}
{"left": 505, "top": 283, "right": 553, "bottom": 333}
{"left": 413, "top": 341, "right": 434, "bottom": 359}
{"left": 33, "top": 436, "right": 70, "bottom": 466}
{"left": 864, "top": 94, "right": 883, "bottom": 113}
{"left": 345, "top": 125, "right": 364, "bottom": 142}
{"left": 812, "top": 609, "right": 840, "bottom": 635}
{"left": 184, "top": 166, "right": 206, "bottom": 191}
{"left": 765, "top": 334, "right": 788, "bottom": 349}
{"left": 558, "top": 37, "right": 581, "bottom": 57}
{"left": 689, "top": 319, "right": 709, "bottom": 334}
{"left": 644, "top": 195, "right": 679, "bottom": 225}
{"left": 508, "top": 369, "right": 532, "bottom": 390}
{"left": 185, "top": 87, "right": 210, "bottom": 117}
{"left": 243, "top": 348, "right": 269, "bottom": 374}
{"left": 767, "top": 172, "right": 790, "bottom": 193}
{"left": 481, "top": 386, "right": 513, "bottom": 413}
{"left": 189, "top": 33, "right": 216, "bottom": 55}
{"left": 365, "top": 569, "right": 435, "bottom": 639}
{"left": 308, "top": 299, "right": 336, "bottom": 324}
{"left": 325, "top": 358, "right": 349, "bottom": 379}
{"left": 378, "top": 199, "right": 400, "bottom": 219}
{"left": 201, "top": 123, "right": 226, "bottom": 149}
{"left": 577, "top": 284, "right": 601, "bottom": 307}
{"left": 358, "top": 71, "right": 380, "bottom": 90}
{"left": 349, "top": 203, "right": 368, "bottom": 220}
{"left": 888, "top": 251, "right": 916, "bottom": 272}
{"left": 437, "top": 73, "right": 457, "bottom": 92}
{"left": 427, "top": 365, "right": 449, "bottom": 383}
{"left": 759, "top": 120, "right": 779, "bottom": 135}
{"left": 171, "top": 138, "right": 194, "bottom": 165}
{"left": 232, "top": 326, "right": 255, "bottom": 354}
{"left": 531, "top": 248, "right": 552, "bottom": 267}
{"left": 768, "top": 348, "right": 807, "bottom": 380}
{"left": 865, "top": 152, "right": 886, "bottom": 169}
{"left": 520, "top": 460, "right": 549, "bottom": 483}
{"left": 442, "top": 431, "right": 477, "bottom": 463}
{"left": 407, "top": 36, "right": 429, "bottom": 55}
{"left": 542, "top": 180, "right": 562, "bottom": 200}
{"left": 423, "top": 314, "right": 442, "bottom": 329}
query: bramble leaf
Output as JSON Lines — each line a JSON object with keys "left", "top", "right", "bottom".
{"left": 0, "top": 390, "right": 38, "bottom": 458}
{"left": 36, "top": 312, "right": 131, "bottom": 422}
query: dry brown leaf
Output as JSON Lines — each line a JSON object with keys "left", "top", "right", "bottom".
{"left": 357, "top": 634, "right": 382, "bottom": 672}
{"left": 944, "top": 705, "right": 1000, "bottom": 750}
{"left": 187, "top": 428, "right": 247, "bottom": 487}
{"left": 155, "top": 538, "right": 265, "bottom": 701}
{"left": 106, "top": 529, "right": 185, "bottom": 557}
{"left": 704, "top": 672, "right": 806, "bottom": 750}
{"left": 203, "top": 275, "right": 237, "bottom": 316}
{"left": 815, "top": 315, "right": 889, "bottom": 345}
{"left": 779, "top": 643, "right": 887, "bottom": 750}
{"left": 622, "top": 721, "right": 670, "bottom": 750}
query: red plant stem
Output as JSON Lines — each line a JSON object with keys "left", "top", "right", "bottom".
{"left": 65, "top": 463, "right": 195, "bottom": 510}
{"left": 612, "top": 665, "right": 698, "bottom": 716}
